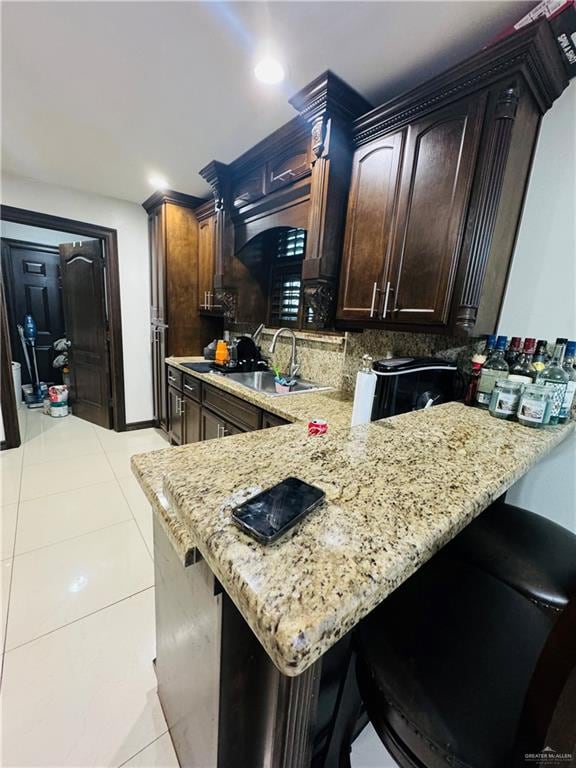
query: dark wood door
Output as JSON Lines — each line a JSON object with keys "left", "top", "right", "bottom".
{"left": 262, "top": 412, "right": 290, "bottom": 429}
{"left": 223, "top": 420, "right": 248, "bottom": 436}
{"left": 152, "top": 325, "right": 168, "bottom": 430}
{"left": 385, "top": 95, "right": 486, "bottom": 327}
{"left": 149, "top": 205, "right": 167, "bottom": 326}
{"left": 168, "top": 386, "right": 183, "bottom": 445}
{"left": 337, "top": 132, "right": 404, "bottom": 321}
{"left": 183, "top": 396, "right": 201, "bottom": 444}
{"left": 201, "top": 407, "right": 226, "bottom": 441}
{"left": 198, "top": 215, "right": 215, "bottom": 310}
{"left": 59, "top": 240, "right": 112, "bottom": 428}
{"left": 2, "top": 239, "right": 66, "bottom": 385}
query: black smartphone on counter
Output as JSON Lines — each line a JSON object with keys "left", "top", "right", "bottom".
{"left": 231, "top": 477, "right": 325, "bottom": 543}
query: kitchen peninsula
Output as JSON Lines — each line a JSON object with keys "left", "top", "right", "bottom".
{"left": 131, "top": 366, "right": 574, "bottom": 768}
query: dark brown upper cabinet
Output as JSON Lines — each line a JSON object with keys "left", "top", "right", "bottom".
{"left": 266, "top": 138, "right": 311, "bottom": 194}
{"left": 337, "top": 131, "right": 404, "bottom": 320}
{"left": 195, "top": 200, "right": 221, "bottom": 314}
{"left": 385, "top": 94, "right": 486, "bottom": 327}
{"left": 337, "top": 20, "right": 568, "bottom": 336}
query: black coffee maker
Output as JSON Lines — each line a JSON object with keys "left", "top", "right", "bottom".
{"left": 371, "top": 357, "right": 460, "bottom": 420}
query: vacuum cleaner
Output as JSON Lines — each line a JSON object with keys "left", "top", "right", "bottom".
{"left": 17, "top": 314, "right": 45, "bottom": 408}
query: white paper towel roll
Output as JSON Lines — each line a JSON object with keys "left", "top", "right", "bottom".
{"left": 351, "top": 370, "right": 377, "bottom": 427}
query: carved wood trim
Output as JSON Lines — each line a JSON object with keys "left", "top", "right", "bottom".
{"left": 289, "top": 70, "right": 372, "bottom": 123}
{"left": 455, "top": 85, "right": 521, "bottom": 332}
{"left": 353, "top": 20, "right": 567, "bottom": 147}
{"left": 142, "top": 189, "right": 205, "bottom": 213}
{"left": 302, "top": 279, "right": 336, "bottom": 330}
{"left": 194, "top": 199, "right": 215, "bottom": 222}
{"left": 273, "top": 663, "right": 320, "bottom": 768}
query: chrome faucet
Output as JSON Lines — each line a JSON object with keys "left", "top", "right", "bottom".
{"left": 269, "top": 328, "right": 299, "bottom": 378}
{"left": 251, "top": 322, "right": 265, "bottom": 346}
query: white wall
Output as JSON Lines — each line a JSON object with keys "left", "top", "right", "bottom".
{"left": 499, "top": 83, "right": 576, "bottom": 532}
{"left": 1, "top": 173, "right": 153, "bottom": 424}
{"left": 0, "top": 221, "right": 80, "bottom": 245}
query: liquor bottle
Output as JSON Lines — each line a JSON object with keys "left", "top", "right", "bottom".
{"left": 475, "top": 336, "right": 509, "bottom": 409}
{"left": 464, "top": 355, "right": 484, "bottom": 406}
{"left": 478, "top": 334, "right": 497, "bottom": 366}
{"left": 559, "top": 340, "right": 576, "bottom": 424}
{"left": 536, "top": 343, "right": 568, "bottom": 425}
{"left": 505, "top": 336, "right": 522, "bottom": 366}
{"left": 509, "top": 338, "right": 537, "bottom": 384}
{"left": 532, "top": 340, "right": 548, "bottom": 372}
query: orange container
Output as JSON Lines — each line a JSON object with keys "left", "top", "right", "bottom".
{"left": 215, "top": 340, "right": 229, "bottom": 364}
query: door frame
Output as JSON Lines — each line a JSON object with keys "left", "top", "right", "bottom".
{"left": 0, "top": 205, "right": 126, "bottom": 437}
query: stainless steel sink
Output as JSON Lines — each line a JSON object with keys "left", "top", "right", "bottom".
{"left": 224, "top": 371, "right": 333, "bottom": 397}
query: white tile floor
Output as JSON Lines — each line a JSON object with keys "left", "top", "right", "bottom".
{"left": 0, "top": 407, "right": 396, "bottom": 767}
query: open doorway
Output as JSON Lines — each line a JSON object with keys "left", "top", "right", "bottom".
{"left": 0, "top": 206, "right": 126, "bottom": 449}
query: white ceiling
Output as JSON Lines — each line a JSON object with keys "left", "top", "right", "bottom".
{"left": 1, "top": 1, "right": 534, "bottom": 204}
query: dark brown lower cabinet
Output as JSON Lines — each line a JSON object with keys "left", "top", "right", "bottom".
{"left": 201, "top": 407, "right": 249, "bottom": 440}
{"left": 183, "top": 396, "right": 201, "bottom": 443}
{"left": 154, "top": 515, "right": 361, "bottom": 768}
{"left": 262, "top": 411, "right": 290, "bottom": 429}
{"left": 202, "top": 407, "right": 226, "bottom": 441}
{"left": 166, "top": 365, "right": 293, "bottom": 445}
{"left": 168, "top": 386, "right": 183, "bottom": 445}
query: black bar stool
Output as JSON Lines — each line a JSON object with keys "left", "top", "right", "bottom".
{"left": 342, "top": 502, "right": 576, "bottom": 768}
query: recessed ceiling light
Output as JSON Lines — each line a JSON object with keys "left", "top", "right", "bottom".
{"left": 254, "top": 57, "right": 285, "bottom": 85}
{"left": 148, "top": 175, "right": 169, "bottom": 191}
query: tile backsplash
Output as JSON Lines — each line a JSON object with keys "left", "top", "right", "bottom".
{"left": 229, "top": 324, "right": 481, "bottom": 393}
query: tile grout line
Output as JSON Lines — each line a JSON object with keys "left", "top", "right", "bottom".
{"left": 4, "top": 584, "right": 155, "bottom": 655}
{"left": 116, "top": 477, "right": 155, "bottom": 562}
{"left": 115, "top": 729, "right": 170, "bottom": 768}
{"left": 95, "top": 423, "right": 167, "bottom": 562}
{"left": 11, "top": 516, "right": 135, "bottom": 560}
{"left": 1, "top": 408, "right": 28, "bottom": 686}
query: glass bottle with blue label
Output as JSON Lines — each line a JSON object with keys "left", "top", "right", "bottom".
{"left": 559, "top": 340, "right": 576, "bottom": 424}
{"left": 536, "top": 342, "right": 568, "bottom": 425}
{"left": 475, "top": 336, "right": 509, "bottom": 409}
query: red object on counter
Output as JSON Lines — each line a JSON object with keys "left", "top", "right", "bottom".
{"left": 308, "top": 419, "right": 328, "bottom": 436}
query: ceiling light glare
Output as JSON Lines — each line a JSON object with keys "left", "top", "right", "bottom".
{"left": 254, "top": 56, "right": 285, "bottom": 85}
{"left": 148, "top": 175, "right": 169, "bottom": 191}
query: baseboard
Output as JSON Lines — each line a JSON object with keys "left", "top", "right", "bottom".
{"left": 125, "top": 419, "right": 157, "bottom": 431}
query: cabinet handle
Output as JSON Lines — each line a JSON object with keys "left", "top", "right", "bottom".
{"left": 369, "top": 282, "right": 380, "bottom": 318}
{"left": 177, "top": 396, "right": 185, "bottom": 416}
{"left": 184, "top": 383, "right": 196, "bottom": 393}
{"left": 382, "top": 282, "right": 391, "bottom": 318}
{"left": 168, "top": 374, "right": 176, "bottom": 384}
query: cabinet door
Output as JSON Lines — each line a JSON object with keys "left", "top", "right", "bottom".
{"left": 201, "top": 408, "right": 226, "bottom": 441}
{"left": 168, "top": 386, "right": 183, "bottom": 445}
{"left": 183, "top": 396, "right": 201, "bottom": 444}
{"left": 198, "top": 214, "right": 216, "bottom": 311}
{"left": 262, "top": 412, "right": 290, "bottom": 429}
{"left": 223, "top": 420, "right": 249, "bottom": 436}
{"left": 386, "top": 95, "right": 486, "bottom": 327}
{"left": 149, "top": 205, "right": 167, "bottom": 325}
{"left": 337, "top": 132, "right": 404, "bottom": 321}
{"left": 153, "top": 327, "right": 168, "bottom": 430}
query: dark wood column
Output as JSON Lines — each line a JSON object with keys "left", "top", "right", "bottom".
{"left": 289, "top": 72, "right": 371, "bottom": 329}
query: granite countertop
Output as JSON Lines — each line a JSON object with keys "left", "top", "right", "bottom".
{"left": 165, "top": 356, "right": 354, "bottom": 428}
{"left": 132, "top": 392, "right": 573, "bottom": 677}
